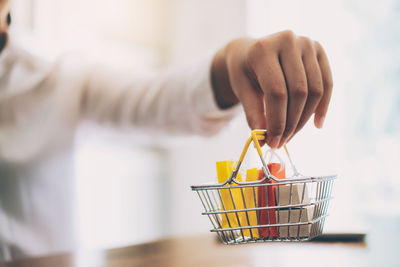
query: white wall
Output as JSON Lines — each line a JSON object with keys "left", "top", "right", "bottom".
{"left": 247, "top": 0, "right": 400, "bottom": 233}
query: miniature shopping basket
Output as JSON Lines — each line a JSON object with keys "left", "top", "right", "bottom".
{"left": 191, "top": 130, "right": 336, "bottom": 244}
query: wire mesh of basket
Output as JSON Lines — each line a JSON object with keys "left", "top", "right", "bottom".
{"left": 191, "top": 130, "right": 336, "bottom": 244}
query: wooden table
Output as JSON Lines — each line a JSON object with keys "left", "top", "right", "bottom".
{"left": 2, "top": 216, "right": 399, "bottom": 267}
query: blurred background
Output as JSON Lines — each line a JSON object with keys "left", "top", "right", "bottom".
{"left": 9, "top": 0, "right": 400, "bottom": 250}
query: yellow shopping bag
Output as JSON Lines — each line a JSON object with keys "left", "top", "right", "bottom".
{"left": 241, "top": 168, "right": 259, "bottom": 238}
{"left": 216, "top": 161, "right": 244, "bottom": 229}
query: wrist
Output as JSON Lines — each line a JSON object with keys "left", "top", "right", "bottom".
{"left": 210, "top": 48, "right": 239, "bottom": 109}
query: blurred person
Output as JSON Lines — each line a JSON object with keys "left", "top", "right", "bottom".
{"left": 0, "top": 0, "right": 332, "bottom": 260}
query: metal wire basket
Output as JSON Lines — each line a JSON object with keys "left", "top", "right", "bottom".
{"left": 191, "top": 130, "right": 336, "bottom": 244}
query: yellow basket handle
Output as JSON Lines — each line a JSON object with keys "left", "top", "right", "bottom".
{"left": 225, "top": 129, "right": 297, "bottom": 185}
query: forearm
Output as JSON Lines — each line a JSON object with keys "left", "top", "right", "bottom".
{"left": 81, "top": 58, "right": 239, "bottom": 135}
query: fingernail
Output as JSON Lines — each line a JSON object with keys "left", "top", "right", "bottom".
{"left": 268, "top": 136, "right": 280, "bottom": 148}
{"left": 315, "top": 116, "right": 325, "bottom": 128}
{"left": 278, "top": 138, "right": 287, "bottom": 148}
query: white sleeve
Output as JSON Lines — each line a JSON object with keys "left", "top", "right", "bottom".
{"left": 81, "top": 57, "right": 240, "bottom": 136}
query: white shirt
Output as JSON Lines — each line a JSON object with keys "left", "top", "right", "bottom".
{"left": 0, "top": 40, "right": 237, "bottom": 260}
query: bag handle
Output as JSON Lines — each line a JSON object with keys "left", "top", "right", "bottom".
{"left": 264, "top": 149, "right": 285, "bottom": 173}
{"left": 224, "top": 129, "right": 299, "bottom": 185}
{"left": 283, "top": 145, "right": 300, "bottom": 177}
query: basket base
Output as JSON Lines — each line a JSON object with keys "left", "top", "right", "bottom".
{"left": 222, "top": 235, "right": 313, "bottom": 244}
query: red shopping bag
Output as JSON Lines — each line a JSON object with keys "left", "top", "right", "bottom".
{"left": 257, "top": 163, "right": 285, "bottom": 237}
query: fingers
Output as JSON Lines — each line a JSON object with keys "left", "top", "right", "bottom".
{"left": 293, "top": 38, "right": 324, "bottom": 135}
{"left": 314, "top": 42, "right": 333, "bottom": 128}
{"left": 281, "top": 38, "right": 332, "bottom": 146}
{"left": 251, "top": 36, "right": 332, "bottom": 148}
{"left": 253, "top": 53, "right": 288, "bottom": 148}
{"left": 278, "top": 39, "right": 308, "bottom": 147}
{"left": 222, "top": 33, "right": 333, "bottom": 150}
{"left": 235, "top": 74, "right": 267, "bottom": 147}
{"left": 226, "top": 56, "right": 267, "bottom": 131}
{"left": 238, "top": 80, "right": 266, "bottom": 131}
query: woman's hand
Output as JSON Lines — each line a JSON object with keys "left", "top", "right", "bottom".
{"left": 211, "top": 30, "right": 333, "bottom": 148}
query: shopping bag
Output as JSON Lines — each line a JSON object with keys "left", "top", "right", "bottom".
{"left": 216, "top": 161, "right": 244, "bottom": 229}
{"left": 257, "top": 163, "right": 285, "bottom": 237}
{"left": 241, "top": 168, "right": 259, "bottom": 238}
